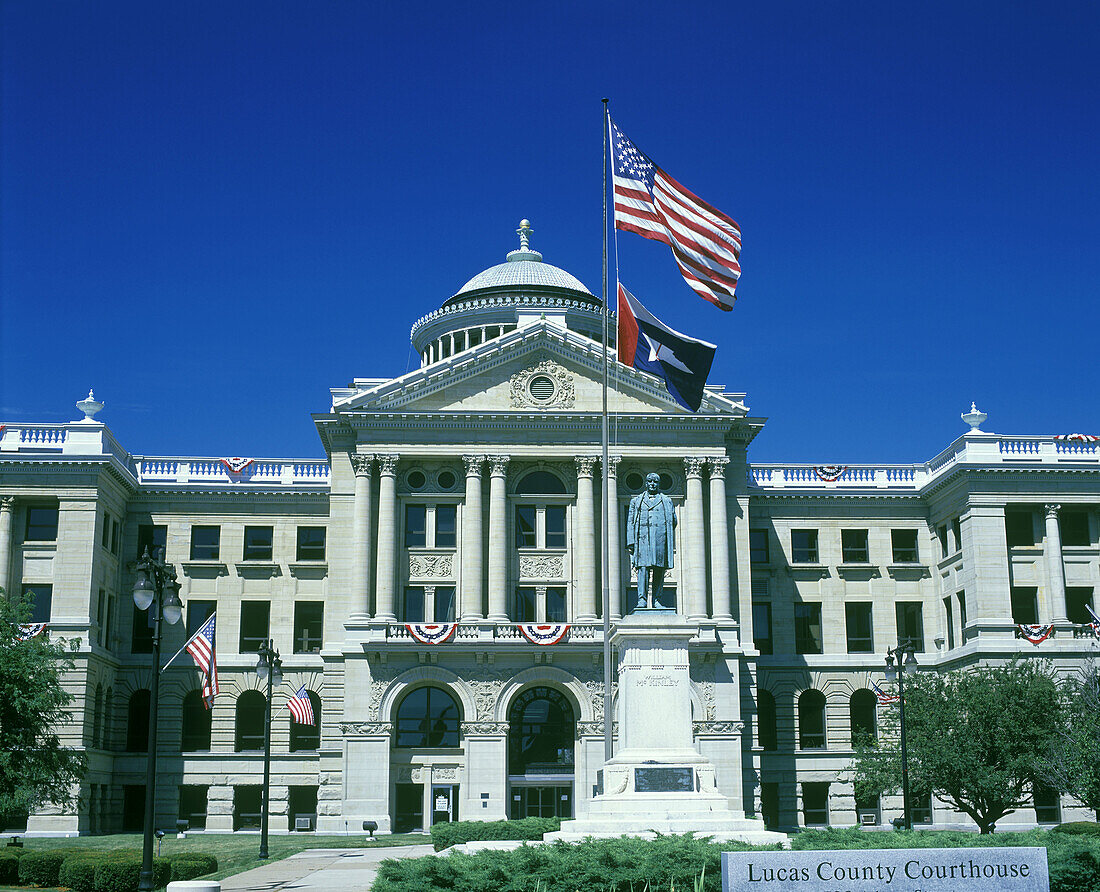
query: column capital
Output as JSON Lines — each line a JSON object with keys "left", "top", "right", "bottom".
{"left": 683, "top": 456, "right": 707, "bottom": 478}
{"left": 350, "top": 454, "right": 375, "bottom": 476}
{"left": 487, "top": 455, "right": 511, "bottom": 477}
{"left": 377, "top": 454, "right": 400, "bottom": 475}
{"left": 606, "top": 455, "right": 622, "bottom": 476}
{"left": 706, "top": 456, "right": 730, "bottom": 477}
{"left": 462, "top": 454, "right": 486, "bottom": 476}
{"left": 0, "top": 496, "right": 14, "bottom": 513}
{"left": 575, "top": 455, "right": 598, "bottom": 477}
{"left": 1045, "top": 504, "right": 1061, "bottom": 519}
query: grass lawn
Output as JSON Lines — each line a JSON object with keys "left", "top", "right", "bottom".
{"left": 0, "top": 831, "right": 430, "bottom": 888}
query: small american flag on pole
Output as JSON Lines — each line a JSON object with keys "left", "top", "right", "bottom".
{"left": 610, "top": 116, "right": 742, "bottom": 311}
{"left": 871, "top": 681, "right": 900, "bottom": 706}
{"left": 287, "top": 684, "right": 315, "bottom": 725}
{"left": 185, "top": 614, "right": 219, "bottom": 708}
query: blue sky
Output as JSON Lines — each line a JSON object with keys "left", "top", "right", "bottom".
{"left": 2, "top": 1, "right": 1097, "bottom": 462}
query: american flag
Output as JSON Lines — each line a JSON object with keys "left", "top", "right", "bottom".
{"left": 287, "top": 684, "right": 315, "bottom": 725}
{"left": 185, "top": 614, "right": 219, "bottom": 708}
{"left": 610, "top": 117, "right": 742, "bottom": 311}
{"left": 871, "top": 681, "right": 900, "bottom": 705}
{"left": 1087, "top": 603, "right": 1100, "bottom": 637}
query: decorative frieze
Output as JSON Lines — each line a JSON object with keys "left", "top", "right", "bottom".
{"left": 408, "top": 553, "right": 454, "bottom": 578}
{"left": 340, "top": 721, "right": 393, "bottom": 736}
{"left": 519, "top": 554, "right": 565, "bottom": 579}
{"left": 509, "top": 360, "right": 576, "bottom": 409}
{"left": 460, "top": 721, "right": 509, "bottom": 735}
{"left": 693, "top": 720, "right": 744, "bottom": 735}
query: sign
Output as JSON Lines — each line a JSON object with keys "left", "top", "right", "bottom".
{"left": 722, "top": 847, "right": 1048, "bottom": 892}
{"left": 434, "top": 795, "right": 448, "bottom": 811}
{"left": 634, "top": 766, "right": 694, "bottom": 792}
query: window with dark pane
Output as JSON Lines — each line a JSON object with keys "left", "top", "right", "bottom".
{"left": 547, "top": 587, "right": 567, "bottom": 622}
{"left": 895, "top": 601, "right": 924, "bottom": 651}
{"left": 289, "top": 692, "right": 321, "bottom": 752}
{"left": 239, "top": 601, "right": 270, "bottom": 653}
{"left": 791, "top": 530, "right": 818, "bottom": 563}
{"left": 404, "top": 505, "right": 426, "bottom": 547}
{"left": 296, "top": 526, "right": 326, "bottom": 561}
{"left": 1005, "top": 510, "right": 1035, "bottom": 546}
{"left": 752, "top": 602, "right": 773, "bottom": 654}
{"left": 515, "top": 505, "right": 537, "bottom": 547}
{"left": 890, "top": 529, "right": 919, "bottom": 563}
{"left": 795, "top": 602, "right": 823, "bottom": 654}
{"left": 798, "top": 690, "right": 827, "bottom": 749}
{"left": 1010, "top": 587, "right": 1039, "bottom": 625}
{"left": 126, "top": 689, "right": 150, "bottom": 751}
{"left": 435, "top": 504, "right": 457, "bottom": 547}
{"left": 22, "top": 584, "right": 52, "bottom": 624}
{"left": 403, "top": 587, "right": 425, "bottom": 622}
{"left": 1060, "top": 510, "right": 1091, "bottom": 546}
{"left": 190, "top": 526, "right": 220, "bottom": 561}
{"left": 545, "top": 506, "right": 566, "bottom": 548}
{"left": 243, "top": 526, "right": 273, "bottom": 561}
{"left": 803, "top": 782, "right": 830, "bottom": 825}
{"left": 186, "top": 600, "right": 216, "bottom": 639}
{"left": 749, "top": 528, "right": 770, "bottom": 564}
{"left": 137, "top": 524, "right": 167, "bottom": 560}
{"left": 181, "top": 690, "right": 212, "bottom": 751}
{"left": 849, "top": 689, "right": 877, "bottom": 743}
{"left": 842, "top": 529, "right": 869, "bottom": 563}
{"left": 757, "top": 690, "right": 777, "bottom": 751}
{"left": 24, "top": 506, "right": 58, "bottom": 542}
{"left": 235, "top": 691, "right": 267, "bottom": 751}
{"left": 515, "top": 587, "right": 536, "bottom": 623}
{"left": 435, "top": 586, "right": 456, "bottom": 622}
{"left": 1067, "top": 587, "right": 1094, "bottom": 624}
{"left": 293, "top": 601, "right": 323, "bottom": 653}
{"left": 395, "top": 687, "right": 460, "bottom": 748}
{"left": 845, "top": 602, "right": 873, "bottom": 653}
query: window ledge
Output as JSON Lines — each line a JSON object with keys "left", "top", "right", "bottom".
{"left": 289, "top": 561, "right": 328, "bottom": 578}
{"left": 789, "top": 563, "right": 829, "bottom": 579}
{"left": 836, "top": 563, "right": 880, "bottom": 579}
{"left": 887, "top": 563, "right": 930, "bottom": 579}
{"left": 235, "top": 561, "right": 281, "bottom": 579}
{"left": 181, "top": 561, "right": 229, "bottom": 578}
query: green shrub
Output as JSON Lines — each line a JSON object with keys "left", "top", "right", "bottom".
{"left": 165, "top": 853, "right": 218, "bottom": 881}
{"left": 59, "top": 855, "right": 104, "bottom": 892}
{"left": 93, "top": 856, "right": 171, "bottom": 892}
{"left": 19, "top": 850, "right": 67, "bottom": 887}
{"left": 1052, "top": 821, "right": 1100, "bottom": 837}
{"left": 0, "top": 853, "right": 20, "bottom": 885}
{"left": 1050, "top": 849, "right": 1100, "bottom": 892}
{"left": 430, "top": 817, "right": 562, "bottom": 851}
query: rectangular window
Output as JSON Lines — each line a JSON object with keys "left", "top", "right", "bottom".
{"left": 943, "top": 596, "right": 955, "bottom": 650}
{"left": 911, "top": 792, "right": 933, "bottom": 825}
{"left": 97, "top": 588, "right": 108, "bottom": 646}
{"left": 435, "top": 586, "right": 456, "bottom": 622}
{"left": 795, "top": 602, "right": 823, "bottom": 654}
{"left": 296, "top": 527, "right": 326, "bottom": 561}
{"left": 131, "top": 599, "right": 154, "bottom": 654}
{"left": 186, "top": 600, "right": 216, "bottom": 639}
{"left": 760, "top": 783, "right": 779, "bottom": 830}
{"left": 547, "top": 587, "right": 567, "bottom": 622}
{"left": 957, "top": 590, "right": 967, "bottom": 635}
{"left": 404, "top": 505, "right": 427, "bottom": 547}
{"left": 239, "top": 601, "right": 271, "bottom": 653}
{"left": 243, "top": 526, "right": 273, "bottom": 561}
{"left": 936, "top": 525, "right": 948, "bottom": 559}
{"left": 1033, "top": 784, "right": 1061, "bottom": 824}
{"left": 1010, "top": 587, "right": 1039, "bottom": 625}
{"left": 802, "top": 782, "right": 829, "bottom": 826}
{"left": 841, "top": 529, "right": 869, "bottom": 563}
{"left": 749, "top": 529, "right": 770, "bottom": 564}
{"left": 1060, "top": 510, "right": 1091, "bottom": 546}
{"left": 1005, "top": 510, "right": 1035, "bottom": 547}
{"left": 1067, "top": 588, "right": 1095, "bottom": 625}
{"left": 233, "top": 786, "right": 263, "bottom": 831}
{"left": 22, "top": 584, "right": 52, "bottom": 624}
{"left": 952, "top": 518, "right": 963, "bottom": 553}
{"left": 110, "top": 517, "right": 121, "bottom": 555}
{"left": 515, "top": 506, "right": 537, "bottom": 548}
{"left": 137, "top": 524, "right": 167, "bottom": 560}
{"left": 403, "top": 587, "right": 425, "bottom": 622}
{"left": 545, "top": 506, "right": 566, "bottom": 548}
{"left": 189, "top": 526, "right": 220, "bottom": 561}
{"left": 102, "top": 513, "right": 112, "bottom": 549}
{"left": 293, "top": 602, "right": 324, "bottom": 653}
{"left": 178, "top": 785, "right": 208, "bottom": 831}
{"left": 752, "top": 602, "right": 773, "bottom": 655}
{"left": 895, "top": 602, "right": 925, "bottom": 651}
{"left": 24, "top": 506, "right": 58, "bottom": 542}
{"left": 845, "top": 602, "right": 874, "bottom": 653}
{"left": 515, "top": 587, "right": 537, "bottom": 623}
{"left": 891, "top": 529, "right": 919, "bottom": 563}
{"left": 435, "top": 505, "right": 457, "bottom": 548}
{"left": 791, "top": 530, "right": 819, "bottom": 564}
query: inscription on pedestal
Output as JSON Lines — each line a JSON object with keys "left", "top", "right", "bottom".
{"left": 634, "top": 767, "right": 694, "bottom": 792}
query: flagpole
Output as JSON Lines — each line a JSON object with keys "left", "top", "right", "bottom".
{"left": 161, "top": 612, "right": 217, "bottom": 672}
{"left": 601, "top": 98, "right": 613, "bottom": 765}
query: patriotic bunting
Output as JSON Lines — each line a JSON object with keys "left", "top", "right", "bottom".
{"left": 1054, "top": 434, "right": 1099, "bottom": 443}
{"left": 221, "top": 457, "right": 254, "bottom": 474}
{"left": 1016, "top": 623, "right": 1054, "bottom": 644}
{"left": 16, "top": 623, "right": 48, "bottom": 641}
{"left": 871, "top": 681, "right": 900, "bottom": 706}
{"left": 287, "top": 684, "right": 316, "bottom": 725}
{"left": 518, "top": 623, "right": 570, "bottom": 645}
{"left": 406, "top": 623, "right": 456, "bottom": 645}
{"left": 814, "top": 465, "right": 848, "bottom": 482}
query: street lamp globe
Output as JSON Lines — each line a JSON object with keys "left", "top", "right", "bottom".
{"left": 133, "top": 571, "right": 155, "bottom": 611}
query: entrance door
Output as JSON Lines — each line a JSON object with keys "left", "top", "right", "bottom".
{"left": 431, "top": 784, "right": 458, "bottom": 824}
{"left": 394, "top": 783, "right": 424, "bottom": 832}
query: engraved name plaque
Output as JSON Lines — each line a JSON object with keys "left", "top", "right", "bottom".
{"left": 634, "top": 767, "right": 694, "bottom": 793}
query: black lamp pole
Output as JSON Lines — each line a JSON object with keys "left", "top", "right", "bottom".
{"left": 256, "top": 639, "right": 282, "bottom": 860}
{"left": 132, "top": 548, "right": 183, "bottom": 892}
{"left": 885, "top": 639, "right": 918, "bottom": 831}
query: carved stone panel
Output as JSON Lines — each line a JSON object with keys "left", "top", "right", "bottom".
{"left": 519, "top": 554, "right": 565, "bottom": 579}
{"left": 509, "top": 360, "right": 576, "bottom": 410}
{"left": 408, "top": 553, "right": 455, "bottom": 579}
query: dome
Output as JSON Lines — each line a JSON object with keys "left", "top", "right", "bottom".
{"left": 454, "top": 258, "right": 592, "bottom": 297}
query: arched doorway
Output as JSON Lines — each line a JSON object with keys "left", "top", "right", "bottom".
{"left": 507, "top": 686, "right": 575, "bottom": 819}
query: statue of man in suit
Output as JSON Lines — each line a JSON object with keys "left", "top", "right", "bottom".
{"left": 626, "top": 473, "right": 677, "bottom": 609}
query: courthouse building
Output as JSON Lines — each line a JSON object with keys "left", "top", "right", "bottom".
{"left": 1, "top": 225, "right": 1098, "bottom": 835}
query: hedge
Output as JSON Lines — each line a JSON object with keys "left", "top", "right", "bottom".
{"left": 430, "top": 817, "right": 562, "bottom": 851}
{"left": 0, "top": 853, "right": 20, "bottom": 885}
{"left": 18, "top": 850, "right": 68, "bottom": 887}
{"left": 1053, "top": 821, "right": 1100, "bottom": 837}
{"left": 165, "top": 853, "right": 218, "bottom": 881}
{"left": 58, "top": 856, "right": 101, "bottom": 892}
{"left": 93, "top": 855, "right": 171, "bottom": 892}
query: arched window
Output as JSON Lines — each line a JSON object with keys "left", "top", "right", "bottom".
{"left": 757, "top": 690, "right": 778, "bottom": 751}
{"left": 798, "top": 689, "right": 827, "bottom": 749}
{"left": 516, "top": 471, "right": 567, "bottom": 495}
{"left": 235, "top": 690, "right": 267, "bottom": 752}
{"left": 92, "top": 684, "right": 104, "bottom": 748}
{"left": 850, "top": 689, "right": 877, "bottom": 744}
{"left": 182, "top": 690, "right": 212, "bottom": 751}
{"left": 508, "top": 686, "right": 575, "bottom": 775}
{"left": 395, "top": 686, "right": 460, "bottom": 748}
{"left": 126, "top": 689, "right": 151, "bottom": 752}
{"left": 103, "top": 687, "right": 113, "bottom": 751}
{"left": 289, "top": 691, "right": 322, "bottom": 752}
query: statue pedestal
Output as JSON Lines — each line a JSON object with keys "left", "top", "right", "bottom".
{"left": 546, "top": 614, "right": 786, "bottom": 845}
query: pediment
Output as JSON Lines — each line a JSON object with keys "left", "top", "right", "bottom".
{"left": 331, "top": 321, "right": 748, "bottom": 417}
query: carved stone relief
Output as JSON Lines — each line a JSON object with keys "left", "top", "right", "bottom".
{"left": 519, "top": 555, "right": 565, "bottom": 579}
{"left": 340, "top": 721, "right": 393, "bottom": 736}
{"left": 509, "top": 360, "right": 576, "bottom": 410}
{"left": 689, "top": 661, "right": 717, "bottom": 721}
{"left": 693, "top": 720, "right": 744, "bottom": 735}
{"left": 408, "top": 553, "right": 454, "bottom": 578}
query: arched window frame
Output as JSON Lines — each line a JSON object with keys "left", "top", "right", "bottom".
{"left": 235, "top": 690, "right": 267, "bottom": 752}
{"left": 394, "top": 686, "right": 461, "bottom": 748}
{"left": 289, "top": 691, "right": 322, "bottom": 752}
{"left": 849, "top": 689, "right": 878, "bottom": 744}
{"left": 798, "top": 689, "right": 827, "bottom": 750}
{"left": 507, "top": 686, "right": 576, "bottom": 776}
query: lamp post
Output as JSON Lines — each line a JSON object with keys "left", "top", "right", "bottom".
{"left": 884, "top": 639, "right": 918, "bottom": 831}
{"left": 255, "top": 639, "right": 282, "bottom": 859}
{"left": 132, "top": 548, "right": 183, "bottom": 892}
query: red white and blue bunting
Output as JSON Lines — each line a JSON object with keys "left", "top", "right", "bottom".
{"left": 17, "top": 623, "right": 48, "bottom": 641}
{"left": 221, "top": 457, "right": 254, "bottom": 474}
{"left": 1016, "top": 623, "right": 1055, "bottom": 644}
{"left": 519, "top": 623, "right": 570, "bottom": 645}
{"left": 405, "top": 623, "right": 456, "bottom": 644}
{"left": 814, "top": 465, "right": 848, "bottom": 482}
{"left": 1054, "top": 434, "right": 1099, "bottom": 443}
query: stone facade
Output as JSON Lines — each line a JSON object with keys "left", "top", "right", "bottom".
{"left": 1, "top": 233, "right": 1098, "bottom": 836}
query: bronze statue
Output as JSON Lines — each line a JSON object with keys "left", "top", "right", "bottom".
{"left": 626, "top": 473, "right": 677, "bottom": 609}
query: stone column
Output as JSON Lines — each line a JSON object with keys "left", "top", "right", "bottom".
{"left": 374, "top": 455, "right": 399, "bottom": 621}
{"left": 575, "top": 456, "right": 598, "bottom": 621}
{"left": 460, "top": 455, "right": 485, "bottom": 621}
{"left": 684, "top": 458, "right": 708, "bottom": 619}
{"left": 606, "top": 456, "right": 622, "bottom": 620}
{"left": 350, "top": 455, "right": 374, "bottom": 617}
{"left": 1044, "top": 504, "right": 1068, "bottom": 622}
{"left": 708, "top": 457, "right": 732, "bottom": 620}
{"left": 0, "top": 497, "right": 13, "bottom": 597}
{"left": 487, "top": 455, "right": 510, "bottom": 622}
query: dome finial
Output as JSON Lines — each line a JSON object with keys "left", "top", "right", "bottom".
{"left": 517, "top": 219, "right": 533, "bottom": 251}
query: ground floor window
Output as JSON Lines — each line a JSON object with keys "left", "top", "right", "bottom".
{"left": 509, "top": 785, "right": 572, "bottom": 819}
{"left": 122, "top": 784, "right": 145, "bottom": 832}
{"left": 910, "top": 792, "right": 933, "bottom": 825}
{"left": 394, "top": 783, "right": 423, "bottom": 833}
{"left": 760, "top": 782, "right": 779, "bottom": 830}
{"left": 234, "top": 785, "right": 262, "bottom": 830}
{"left": 855, "top": 793, "right": 880, "bottom": 826}
{"left": 802, "top": 782, "right": 829, "bottom": 826}
{"left": 178, "top": 785, "right": 208, "bottom": 830}
{"left": 289, "top": 786, "right": 318, "bottom": 831}
{"left": 1033, "top": 784, "right": 1061, "bottom": 824}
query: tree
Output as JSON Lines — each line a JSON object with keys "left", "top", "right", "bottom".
{"left": 849, "top": 659, "right": 1063, "bottom": 833}
{"left": 0, "top": 588, "right": 87, "bottom": 825}
{"left": 1038, "top": 660, "right": 1100, "bottom": 815}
